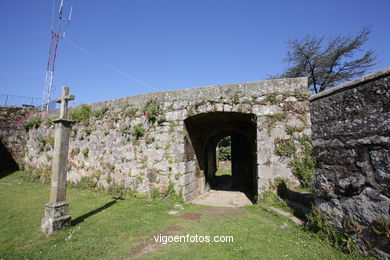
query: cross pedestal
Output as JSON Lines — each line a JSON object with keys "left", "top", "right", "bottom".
{"left": 41, "top": 86, "right": 75, "bottom": 234}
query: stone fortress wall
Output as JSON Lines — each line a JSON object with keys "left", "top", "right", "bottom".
{"left": 0, "top": 78, "right": 311, "bottom": 202}
{"left": 310, "top": 67, "right": 390, "bottom": 255}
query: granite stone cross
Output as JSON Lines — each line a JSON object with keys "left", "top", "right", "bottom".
{"left": 41, "top": 86, "right": 75, "bottom": 234}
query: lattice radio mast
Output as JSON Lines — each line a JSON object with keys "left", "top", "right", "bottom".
{"left": 42, "top": 0, "right": 72, "bottom": 111}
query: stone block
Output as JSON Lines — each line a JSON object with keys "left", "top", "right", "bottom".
{"left": 41, "top": 201, "right": 71, "bottom": 234}
{"left": 252, "top": 105, "right": 283, "bottom": 116}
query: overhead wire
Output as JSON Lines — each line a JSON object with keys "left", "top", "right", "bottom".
{"left": 64, "top": 37, "right": 159, "bottom": 92}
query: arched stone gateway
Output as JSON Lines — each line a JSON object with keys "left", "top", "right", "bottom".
{"left": 184, "top": 112, "right": 257, "bottom": 201}
{"left": 1, "top": 78, "right": 311, "bottom": 203}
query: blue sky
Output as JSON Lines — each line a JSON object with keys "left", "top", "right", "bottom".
{"left": 1, "top": 0, "right": 389, "bottom": 105}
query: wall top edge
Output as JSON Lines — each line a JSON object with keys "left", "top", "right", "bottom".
{"left": 309, "top": 66, "right": 390, "bottom": 102}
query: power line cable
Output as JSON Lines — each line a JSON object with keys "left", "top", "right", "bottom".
{"left": 64, "top": 37, "right": 159, "bottom": 92}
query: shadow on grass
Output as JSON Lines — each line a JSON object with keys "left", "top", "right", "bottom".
{"left": 276, "top": 181, "right": 314, "bottom": 220}
{"left": 72, "top": 196, "right": 124, "bottom": 226}
{"left": 0, "top": 169, "right": 19, "bottom": 179}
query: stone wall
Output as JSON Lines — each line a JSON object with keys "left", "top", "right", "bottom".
{"left": 0, "top": 78, "right": 311, "bottom": 202}
{"left": 310, "top": 67, "right": 390, "bottom": 255}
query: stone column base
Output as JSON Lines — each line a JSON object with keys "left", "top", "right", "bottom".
{"left": 41, "top": 201, "right": 71, "bottom": 234}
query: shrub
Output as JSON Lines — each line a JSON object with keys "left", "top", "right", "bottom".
{"left": 23, "top": 117, "right": 42, "bottom": 131}
{"left": 142, "top": 99, "right": 160, "bottom": 123}
{"left": 231, "top": 94, "right": 240, "bottom": 104}
{"left": 289, "top": 134, "right": 315, "bottom": 189}
{"left": 81, "top": 148, "right": 89, "bottom": 158}
{"left": 131, "top": 123, "right": 145, "bottom": 139}
{"left": 285, "top": 125, "right": 305, "bottom": 135}
{"left": 84, "top": 127, "right": 92, "bottom": 136}
{"left": 290, "top": 156, "right": 315, "bottom": 188}
{"left": 218, "top": 146, "right": 231, "bottom": 161}
{"left": 261, "top": 190, "right": 289, "bottom": 211}
{"left": 371, "top": 217, "right": 390, "bottom": 238}
{"left": 305, "top": 208, "right": 357, "bottom": 254}
{"left": 274, "top": 138, "right": 296, "bottom": 157}
{"left": 37, "top": 135, "right": 46, "bottom": 152}
{"left": 218, "top": 136, "right": 231, "bottom": 161}
{"left": 70, "top": 104, "right": 91, "bottom": 125}
{"left": 151, "top": 183, "right": 183, "bottom": 204}
{"left": 92, "top": 106, "right": 108, "bottom": 118}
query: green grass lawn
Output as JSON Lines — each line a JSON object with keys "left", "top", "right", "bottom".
{"left": 0, "top": 171, "right": 370, "bottom": 259}
{"left": 215, "top": 168, "right": 231, "bottom": 176}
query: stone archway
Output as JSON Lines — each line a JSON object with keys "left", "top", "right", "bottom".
{"left": 184, "top": 112, "right": 257, "bottom": 201}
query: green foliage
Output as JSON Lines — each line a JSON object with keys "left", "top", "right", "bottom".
{"left": 37, "top": 135, "right": 46, "bottom": 152}
{"left": 306, "top": 208, "right": 357, "bottom": 254}
{"left": 270, "top": 27, "right": 376, "bottom": 94}
{"left": 298, "top": 115, "right": 307, "bottom": 125}
{"left": 265, "top": 113, "right": 287, "bottom": 120}
{"left": 231, "top": 93, "right": 240, "bottom": 104}
{"left": 0, "top": 171, "right": 369, "bottom": 259}
{"left": 91, "top": 106, "right": 108, "bottom": 118}
{"left": 264, "top": 113, "right": 287, "bottom": 135}
{"left": 156, "top": 116, "right": 167, "bottom": 125}
{"left": 151, "top": 183, "right": 183, "bottom": 204}
{"left": 290, "top": 156, "right": 315, "bottom": 188}
{"left": 218, "top": 135, "right": 231, "bottom": 147}
{"left": 81, "top": 148, "right": 89, "bottom": 158}
{"left": 269, "top": 177, "right": 288, "bottom": 197}
{"left": 70, "top": 104, "right": 91, "bottom": 125}
{"left": 23, "top": 117, "right": 42, "bottom": 131}
{"left": 143, "top": 99, "right": 160, "bottom": 123}
{"left": 122, "top": 105, "right": 138, "bottom": 118}
{"left": 218, "top": 146, "right": 231, "bottom": 161}
{"left": 72, "top": 176, "right": 97, "bottom": 190}
{"left": 16, "top": 109, "right": 26, "bottom": 115}
{"left": 259, "top": 93, "right": 282, "bottom": 105}
{"left": 289, "top": 134, "right": 315, "bottom": 189}
{"left": 217, "top": 136, "right": 231, "bottom": 161}
{"left": 285, "top": 125, "right": 305, "bottom": 135}
{"left": 84, "top": 127, "right": 92, "bottom": 136}
{"left": 48, "top": 136, "right": 55, "bottom": 148}
{"left": 371, "top": 217, "right": 390, "bottom": 238}
{"left": 44, "top": 116, "right": 57, "bottom": 126}
{"left": 215, "top": 169, "right": 232, "bottom": 176}
{"left": 261, "top": 190, "right": 290, "bottom": 212}
{"left": 131, "top": 123, "right": 145, "bottom": 139}
{"left": 72, "top": 148, "right": 80, "bottom": 155}
{"left": 274, "top": 138, "right": 296, "bottom": 157}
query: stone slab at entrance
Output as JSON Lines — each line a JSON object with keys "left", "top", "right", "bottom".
{"left": 191, "top": 190, "right": 253, "bottom": 207}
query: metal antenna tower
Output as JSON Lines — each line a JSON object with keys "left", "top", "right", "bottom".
{"left": 42, "top": 0, "right": 72, "bottom": 111}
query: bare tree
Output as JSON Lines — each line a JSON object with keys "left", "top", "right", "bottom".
{"left": 271, "top": 27, "right": 376, "bottom": 94}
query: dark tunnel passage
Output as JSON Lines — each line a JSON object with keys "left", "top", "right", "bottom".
{"left": 0, "top": 139, "right": 18, "bottom": 177}
{"left": 184, "top": 112, "right": 257, "bottom": 200}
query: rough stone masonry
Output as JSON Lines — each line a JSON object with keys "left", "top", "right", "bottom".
{"left": 0, "top": 78, "right": 311, "bottom": 202}
{"left": 310, "top": 67, "right": 390, "bottom": 256}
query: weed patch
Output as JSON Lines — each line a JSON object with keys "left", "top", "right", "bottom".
{"left": 23, "top": 117, "right": 42, "bottom": 131}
